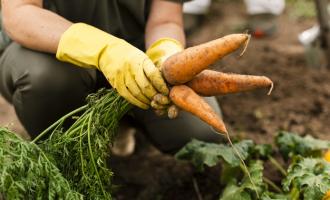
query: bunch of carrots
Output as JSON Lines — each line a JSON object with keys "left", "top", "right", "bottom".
{"left": 158, "top": 33, "right": 273, "bottom": 135}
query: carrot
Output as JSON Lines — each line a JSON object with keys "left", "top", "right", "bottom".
{"left": 169, "top": 85, "right": 227, "bottom": 134}
{"left": 162, "top": 34, "right": 250, "bottom": 85}
{"left": 186, "top": 70, "right": 274, "bottom": 96}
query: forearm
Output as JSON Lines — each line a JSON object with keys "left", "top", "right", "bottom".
{"left": 145, "top": 0, "right": 185, "bottom": 49}
{"left": 2, "top": 2, "right": 72, "bottom": 53}
{"left": 145, "top": 22, "right": 185, "bottom": 49}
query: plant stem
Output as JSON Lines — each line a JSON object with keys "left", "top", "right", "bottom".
{"left": 289, "top": 186, "right": 300, "bottom": 200}
{"left": 32, "top": 105, "right": 87, "bottom": 143}
{"left": 268, "top": 156, "right": 287, "bottom": 176}
{"left": 65, "top": 111, "right": 90, "bottom": 135}
{"left": 87, "top": 110, "right": 107, "bottom": 197}
{"left": 263, "top": 177, "right": 283, "bottom": 193}
{"left": 79, "top": 116, "right": 91, "bottom": 188}
{"left": 192, "top": 177, "right": 203, "bottom": 200}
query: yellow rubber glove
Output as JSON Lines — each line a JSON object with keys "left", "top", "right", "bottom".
{"left": 146, "top": 38, "right": 183, "bottom": 115}
{"left": 56, "top": 23, "right": 169, "bottom": 109}
{"left": 146, "top": 38, "right": 183, "bottom": 69}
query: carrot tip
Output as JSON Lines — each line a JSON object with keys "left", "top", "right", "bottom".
{"left": 267, "top": 82, "right": 274, "bottom": 95}
{"left": 239, "top": 34, "right": 251, "bottom": 57}
{"left": 210, "top": 126, "right": 228, "bottom": 135}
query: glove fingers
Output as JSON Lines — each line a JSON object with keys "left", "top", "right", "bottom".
{"left": 143, "top": 60, "right": 169, "bottom": 96}
{"left": 167, "top": 104, "right": 179, "bottom": 119}
{"left": 151, "top": 100, "right": 168, "bottom": 110}
{"left": 131, "top": 59, "right": 158, "bottom": 99}
{"left": 153, "top": 94, "right": 171, "bottom": 105}
{"left": 124, "top": 70, "right": 151, "bottom": 104}
{"left": 115, "top": 70, "right": 149, "bottom": 109}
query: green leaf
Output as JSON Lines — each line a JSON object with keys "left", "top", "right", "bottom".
{"left": 220, "top": 163, "right": 241, "bottom": 184}
{"left": 283, "top": 158, "right": 330, "bottom": 200}
{"left": 260, "top": 192, "right": 289, "bottom": 200}
{"left": 275, "top": 131, "right": 330, "bottom": 159}
{"left": 220, "top": 160, "right": 266, "bottom": 200}
{"left": 220, "top": 180, "right": 253, "bottom": 200}
{"left": 252, "top": 144, "right": 273, "bottom": 159}
{"left": 175, "top": 139, "right": 253, "bottom": 171}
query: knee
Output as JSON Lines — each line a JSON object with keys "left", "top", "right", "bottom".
{"left": 137, "top": 112, "right": 225, "bottom": 154}
{"left": 6, "top": 43, "right": 96, "bottom": 97}
{"left": 132, "top": 96, "right": 224, "bottom": 153}
{"left": 27, "top": 61, "right": 72, "bottom": 96}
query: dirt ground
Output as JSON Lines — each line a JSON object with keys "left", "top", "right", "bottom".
{"left": 0, "top": 96, "right": 27, "bottom": 138}
{"left": 1, "top": 1, "right": 329, "bottom": 200}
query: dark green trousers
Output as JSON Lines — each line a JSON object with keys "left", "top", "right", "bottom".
{"left": 0, "top": 43, "right": 223, "bottom": 152}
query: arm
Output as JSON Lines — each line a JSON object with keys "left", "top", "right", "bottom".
{"left": 1, "top": 0, "right": 72, "bottom": 53}
{"left": 2, "top": 0, "right": 171, "bottom": 109}
{"left": 145, "top": 0, "right": 186, "bottom": 48}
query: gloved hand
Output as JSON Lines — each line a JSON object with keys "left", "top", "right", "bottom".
{"left": 146, "top": 38, "right": 183, "bottom": 69}
{"left": 146, "top": 38, "right": 183, "bottom": 115}
{"left": 56, "top": 23, "right": 169, "bottom": 109}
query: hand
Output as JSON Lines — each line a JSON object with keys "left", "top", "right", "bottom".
{"left": 99, "top": 39, "right": 169, "bottom": 109}
{"left": 56, "top": 23, "right": 168, "bottom": 109}
{"left": 146, "top": 38, "right": 183, "bottom": 115}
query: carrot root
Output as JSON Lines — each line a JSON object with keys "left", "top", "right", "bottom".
{"left": 186, "top": 70, "right": 274, "bottom": 96}
{"left": 267, "top": 82, "right": 274, "bottom": 95}
{"left": 169, "top": 85, "right": 227, "bottom": 134}
{"left": 163, "top": 34, "right": 250, "bottom": 85}
{"left": 239, "top": 34, "right": 251, "bottom": 57}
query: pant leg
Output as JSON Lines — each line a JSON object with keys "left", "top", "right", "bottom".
{"left": 0, "top": 42, "right": 98, "bottom": 138}
{"left": 132, "top": 97, "right": 225, "bottom": 153}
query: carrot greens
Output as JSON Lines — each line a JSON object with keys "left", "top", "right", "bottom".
{"left": 0, "top": 89, "right": 130, "bottom": 199}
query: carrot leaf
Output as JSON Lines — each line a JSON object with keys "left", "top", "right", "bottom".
{"left": 275, "top": 131, "right": 330, "bottom": 160}
{"left": 251, "top": 144, "right": 273, "bottom": 160}
{"left": 283, "top": 157, "right": 330, "bottom": 200}
{"left": 220, "top": 160, "right": 266, "bottom": 200}
{"left": 0, "top": 128, "right": 82, "bottom": 199}
{"left": 175, "top": 139, "right": 253, "bottom": 171}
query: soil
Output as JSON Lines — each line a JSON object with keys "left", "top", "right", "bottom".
{"left": 1, "top": 1, "right": 329, "bottom": 200}
{"left": 0, "top": 96, "right": 28, "bottom": 138}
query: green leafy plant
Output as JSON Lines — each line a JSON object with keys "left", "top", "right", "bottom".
{"left": 175, "top": 131, "right": 330, "bottom": 200}
{"left": 276, "top": 131, "right": 330, "bottom": 159}
{"left": 0, "top": 89, "right": 131, "bottom": 199}
{"left": 37, "top": 89, "right": 130, "bottom": 199}
{"left": 0, "top": 128, "right": 82, "bottom": 199}
{"left": 220, "top": 160, "right": 265, "bottom": 200}
{"left": 175, "top": 139, "right": 253, "bottom": 170}
{"left": 283, "top": 158, "right": 330, "bottom": 200}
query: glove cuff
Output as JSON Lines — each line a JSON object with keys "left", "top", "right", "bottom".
{"left": 56, "top": 23, "right": 122, "bottom": 69}
{"left": 146, "top": 38, "right": 183, "bottom": 69}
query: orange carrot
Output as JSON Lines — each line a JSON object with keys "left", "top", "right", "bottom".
{"left": 186, "top": 70, "right": 274, "bottom": 96}
{"left": 162, "top": 34, "right": 249, "bottom": 85}
{"left": 169, "top": 85, "right": 227, "bottom": 134}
